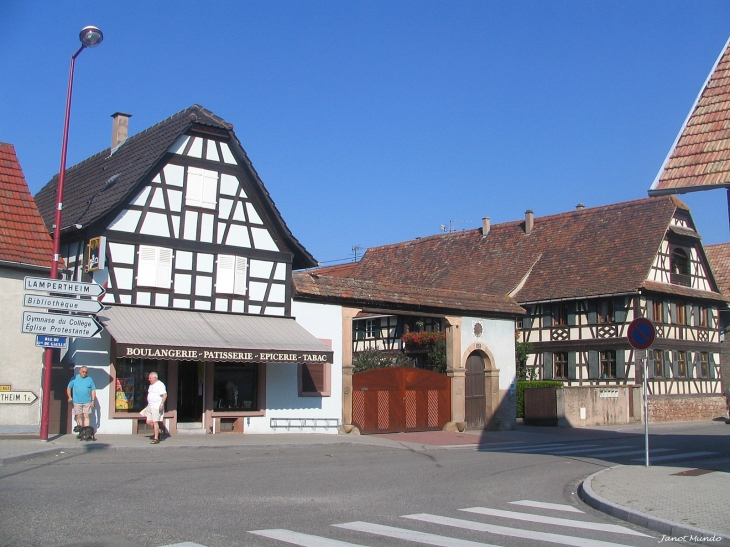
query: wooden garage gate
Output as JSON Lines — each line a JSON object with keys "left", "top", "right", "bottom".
{"left": 352, "top": 367, "right": 451, "bottom": 434}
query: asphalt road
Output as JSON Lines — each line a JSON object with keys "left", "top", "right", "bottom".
{"left": 1, "top": 421, "right": 725, "bottom": 547}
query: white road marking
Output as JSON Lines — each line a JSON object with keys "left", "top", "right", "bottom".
{"left": 459, "top": 507, "right": 648, "bottom": 536}
{"left": 631, "top": 451, "right": 716, "bottom": 463}
{"left": 500, "top": 443, "right": 576, "bottom": 452}
{"left": 158, "top": 543, "right": 209, "bottom": 547}
{"left": 548, "top": 446, "right": 632, "bottom": 455}
{"left": 250, "top": 529, "right": 367, "bottom": 546}
{"left": 334, "top": 521, "right": 501, "bottom": 547}
{"left": 401, "top": 513, "right": 642, "bottom": 547}
{"left": 573, "top": 448, "right": 674, "bottom": 459}
{"left": 509, "top": 499, "right": 584, "bottom": 513}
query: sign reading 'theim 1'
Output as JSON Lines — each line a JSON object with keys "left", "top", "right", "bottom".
{"left": 22, "top": 311, "right": 103, "bottom": 338}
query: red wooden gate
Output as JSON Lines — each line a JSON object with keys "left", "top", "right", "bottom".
{"left": 352, "top": 367, "right": 451, "bottom": 434}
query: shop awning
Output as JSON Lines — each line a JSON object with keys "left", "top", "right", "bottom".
{"left": 99, "top": 305, "right": 333, "bottom": 364}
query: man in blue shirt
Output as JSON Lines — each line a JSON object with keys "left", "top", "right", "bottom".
{"left": 66, "top": 367, "right": 96, "bottom": 440}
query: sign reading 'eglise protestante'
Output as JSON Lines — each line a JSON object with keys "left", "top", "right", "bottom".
{"left": 120, "top": 345, "right": 331, "bottom": 363}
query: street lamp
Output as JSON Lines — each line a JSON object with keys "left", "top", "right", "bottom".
{"left": 40, "top": 26, "right": 104, "bottom": 441}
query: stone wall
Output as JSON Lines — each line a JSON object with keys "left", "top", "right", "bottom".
{"left": 648, "top": 395, "right": 727, "bottom": 423}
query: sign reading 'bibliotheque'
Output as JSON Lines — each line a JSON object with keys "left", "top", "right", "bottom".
{"left": 22, "top": 277, "right": 105, "bottom": 341}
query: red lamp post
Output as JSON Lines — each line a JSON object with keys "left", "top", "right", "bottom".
{"left": 40, "top": 26, "right": 104, "bottom": 441}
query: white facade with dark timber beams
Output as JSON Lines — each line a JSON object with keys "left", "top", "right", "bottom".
{"left": 35, "top": 107, "right": 341, "bottom": 436}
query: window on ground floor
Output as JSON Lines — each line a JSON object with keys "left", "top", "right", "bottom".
{"left": 553, "top": 352, "right": 568, "bottom": 379}
{"left": 600, "top": 351, "right": 616, "bottom": 379}
{"left": 653, "top": 349, "right": 664, "bottom": 378}
{"left": 213, "top": 362, "right": 258, "bottom": 411}
{"left": 677, "top": 351, "right": 687, "bottom": 378}
{"left": 114, "top": 359, "right": 167, "bottom": 412}
{"left": 700, "top": 352, "right": 710, "bottom": 378}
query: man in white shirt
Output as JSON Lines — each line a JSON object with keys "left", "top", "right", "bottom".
{"left": 141, "top": 372, "right": 167, "bottom": 444}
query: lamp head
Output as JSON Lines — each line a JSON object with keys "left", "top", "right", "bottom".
{"left": 79, "top": 26, "right": 103, "bottom": 48}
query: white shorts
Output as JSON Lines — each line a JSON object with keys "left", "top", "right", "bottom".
{"left": 141, "top": 405, "right": 164, "bottom": 423}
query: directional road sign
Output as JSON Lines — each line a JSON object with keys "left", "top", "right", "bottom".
{"left": 35, "top": 335, "right": 68, "bottom": 348}
{"left": 627, "top": 317, "right": 656, "bottom": 350}
{"left": 0, "top": 391, "right": 38, "bottom": 405}
{"left": 22, "top": 311, "right": 103, "bottom": 338}
{"left": 24, "top": 294, "right": 104, "bottom": 314}
{"left": 24, "top": 276, "right": 105, "bottom": 297}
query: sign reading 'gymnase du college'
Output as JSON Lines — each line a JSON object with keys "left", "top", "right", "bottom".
{"left": 120, "top": 345, "right": 332, "bottom": 364}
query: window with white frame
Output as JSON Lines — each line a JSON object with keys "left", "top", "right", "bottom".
{"left": 185, "top": 166, "right": 218, "bottom": 210}
{"left": 215, "top": 255, "right": 247, "bottom": 295}
{"left": 137, "top": 245, "right": 173, "bottom": 288}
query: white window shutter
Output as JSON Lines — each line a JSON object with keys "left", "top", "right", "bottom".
{"left": 202, "top": 171, "right": 218, "bottom": 210}
{"left": 216, "top": 254, "right": 235, "bottom": 294}
{"left": 157, "top": 248, "right": 173, "bottom": 288}
{"left": 234, "top": 256, "right": 248, "bottom": 295}
{"left": 137, "top": 246, "right": 158, "bottom": 287}
{"left": 185, "top": 167, "right": 204, "bottom": 207}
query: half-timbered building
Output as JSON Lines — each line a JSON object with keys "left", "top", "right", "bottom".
{"left": 292, "top": 272, "right": 524, "bottom": 431}
{"left": 34, "top": 106, "right": 338, "bottom": 435}
{"left": 319, "top": 197, "right": 727, "bottom": 425}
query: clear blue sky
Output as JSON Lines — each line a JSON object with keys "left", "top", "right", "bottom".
{"left": 2, "top": 2, "right": 730, "bottom": 265}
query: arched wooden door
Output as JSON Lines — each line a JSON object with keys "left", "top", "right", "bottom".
{"left": 465, "top": 353, "right": 486, "bottom": 429}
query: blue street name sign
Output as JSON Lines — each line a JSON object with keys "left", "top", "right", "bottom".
{"left": 35, "top": 335, "right": 68, "bottom": 349}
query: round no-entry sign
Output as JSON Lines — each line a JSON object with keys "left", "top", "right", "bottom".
{"left": 627, "top": 317, "right": 656, "bottom": 350}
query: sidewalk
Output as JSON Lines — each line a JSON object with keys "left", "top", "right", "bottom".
{"left": 3, "top": 427, "right": 729, "bottom": 544}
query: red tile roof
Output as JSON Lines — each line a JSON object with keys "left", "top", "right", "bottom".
{"left": 293, "top": 272, "right": 524, "bottom": 316}
{"left": 0, "top": 143, "right": 54, "bottom": 268}
{"left": 303, "top": 196, "right": 723, "bottom": 306}
{"left": 650, "top": 38, "right": 730, "bottom": 194}
{"left": 705, "top": 242, "right": 730, "bottom": 298}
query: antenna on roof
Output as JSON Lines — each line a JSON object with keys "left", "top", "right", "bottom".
{"left": 442, "top": 220, "right": 472, "bottom": 233}
{"left": 352, "top": 246, "right": 364, "bottom": 262}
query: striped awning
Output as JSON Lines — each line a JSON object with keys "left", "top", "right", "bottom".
{"left": 99, "top": 305, "right": 332, "bottom": 364}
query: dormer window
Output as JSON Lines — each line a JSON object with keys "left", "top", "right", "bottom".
{"left": 670, "top": 248, "right": 691, "bottom": 287}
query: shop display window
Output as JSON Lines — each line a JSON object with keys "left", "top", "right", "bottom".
{"left": 214, "top": 362, "right": 257, "bottom": 411}
{"left": 115, "top": 359, "right": 167, "bottom": 412}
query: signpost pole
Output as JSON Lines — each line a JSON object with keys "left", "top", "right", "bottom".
{"left": 643, "top": 356, "right": 650, "bottom": 468}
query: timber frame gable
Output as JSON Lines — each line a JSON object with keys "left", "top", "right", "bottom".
{"left": 36, "top": 106, "right": 317, "bottom": 318}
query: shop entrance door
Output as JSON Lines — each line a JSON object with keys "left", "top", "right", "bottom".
{"left": 177, "top": 362, "right": 203, "bottom": 422}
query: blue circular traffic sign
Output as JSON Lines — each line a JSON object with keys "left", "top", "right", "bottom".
{"left": 627, "top": 317, "right": 656, "bottom": 350}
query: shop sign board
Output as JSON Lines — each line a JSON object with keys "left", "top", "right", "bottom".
{"left": 23, "top": 294, "right": 104, "bottom": 314}
{"left": 35, "top": 335, "right": 68, "bottom": 349}
{"left": 118, "top": 344, "right": 332, "bottom": 363}
{"left": 22, "top": 311, "right": 103, "bottom": 338}
{"left": 23, "top": 277, "right": 105, "bottom": 298}
{"left": 0, "top": 391, "right": 38, "bottom": 405}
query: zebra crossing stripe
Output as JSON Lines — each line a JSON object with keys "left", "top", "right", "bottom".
{"left": 249, "top": 529, "right": 367, "bottom": 546}
{"left": 334, "top": 521, "right": 500, "bottom": 547}
{"left": 569, "top": 448, "right": 674, "bottom": 459}
{"left": 509, "top": 500, "right": 584, "bottom": 513}
{"left": 400, "top": 513, "right": 640, "bottom": 547}
{"left": 508, "top": 443, "right": 589, "bottom": 453}
{"left": 630, "top": 451, "right": 716, "bottom": 463}
{"left": 547, "top": 445, "right": 632, "bottom": 455}
{"left": 459, "top": 507, "right": 649, "bottom": 536}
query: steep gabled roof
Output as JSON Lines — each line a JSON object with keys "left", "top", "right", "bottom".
{"left": 293, "top": 271, "right": 524, "bottom": 317}
{"left": 0, "top": 142, "right": 55, "bottom": 268}
{"left": 34, "top": 105, "right": 317, "bottom": 269}
{"left": 650, "top": 37, "right": 730, "bottom": 195}
{"left": 705, "top": 242, "right": 730, "bottom": 299}
{"left": 320, "top": 196, "right": 720, "bottom": 304}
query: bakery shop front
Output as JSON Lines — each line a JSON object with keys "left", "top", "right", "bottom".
{"left": 101, "top": 305, "right": 333, "bottom": 435}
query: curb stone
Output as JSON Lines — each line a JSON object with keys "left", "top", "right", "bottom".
{"left": 578, "top": 466, "right": 730, "bottom": 546}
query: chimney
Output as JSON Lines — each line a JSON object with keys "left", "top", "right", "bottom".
{"left": 525, "top": 210, "right": 534, "bottom": 235}
{"left": 482, "top": 217, "right": 491, "bottom": 237}
{"left": 111, "top": 112, "right": 132, "bottom": 149}
{"left": 576, "top": 203, "right": 585, "bottom": 210}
